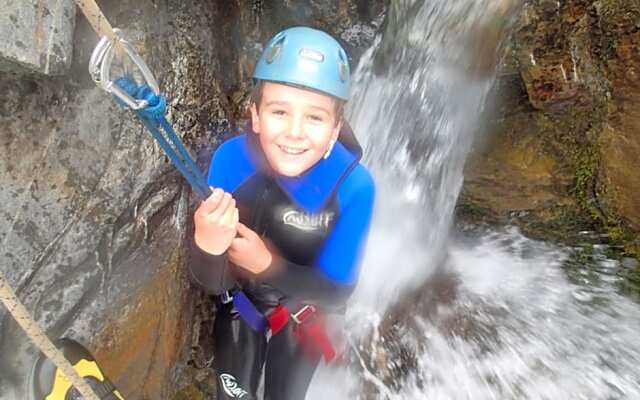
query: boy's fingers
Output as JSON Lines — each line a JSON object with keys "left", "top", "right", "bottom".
{"left": 227, "top": 246, "right": 237, "bottom": 260}
{"left": 229, "top": 207, "right": 239, "bottom": 226}
{"left": 229, "top": 237, "right": 247, "bottom": 251}
{"left": 200, "top": 188, "right": 224, "bottom": 213}
{"left": 227, "top": 247, "right": 244, "bottom": 266}
{"left": 236, "top": 222, "right": 248, "bottom": 236}
{"left": 237, "top": 223, "right": 258, "bottom": 240}
{"left": 220, "top": 205, "right": 237, "bottom": 227}
{"left": 209, "top": 193, "right": 233, "bottom": 221}
{"left": 232, "top": 208, "right": 239, "bottom": 227}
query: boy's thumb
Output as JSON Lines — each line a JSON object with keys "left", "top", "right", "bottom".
{"left": 239, "top": 223, "right": 261, "bottom": 240}
{"left": 237, "top": 222, "right": 251, "bottom": 237}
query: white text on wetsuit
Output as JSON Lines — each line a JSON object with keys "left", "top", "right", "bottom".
{"left": 282, "top": 210, "right": 334, "bottom": 231}
{"left": 220, "top": 373, "right": 249, "bottom": 398}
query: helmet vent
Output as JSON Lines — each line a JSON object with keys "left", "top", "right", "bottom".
{"left": 337, "top": 49, "right": 349, "bottom": 82}
{"left": 265, "top": 46, "right": 281, "bottom": 64}
{"left": 299, "top": 48, "right": 325, "bottom": 63}
{"left": 339, "top": 63, "right": 348, "bottom": 82}
{"left": 265, "top": 34, "right": 286, "bottom": 64}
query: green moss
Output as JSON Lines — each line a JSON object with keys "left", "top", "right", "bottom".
{"left": 172, "top": 386, "right": 205, "bottom": 400}
{"left": 531, "top": 104, "right": 606, "bottom": 225}
{"left": 605, "top": 217, "right": 640, "bottom": 257}
{"left": 523, "top": 99, "right": 640, "bottom": 259}
{"left": 607, "top": 224, "right": 625, "bottom": 242}
{"left": 574, "top": 145, "right": 601, "bottom": 218}
{"left": 454, "top": 201, "right": 496, "bottom": 224}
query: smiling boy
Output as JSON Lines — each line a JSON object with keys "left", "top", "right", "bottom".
{"left": 190, "top": 27, "right": 375, "bottom": 400}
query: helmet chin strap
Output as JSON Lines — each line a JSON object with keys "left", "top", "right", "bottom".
{"left": 323, "top": 139, "right": 336, "bottom": 159}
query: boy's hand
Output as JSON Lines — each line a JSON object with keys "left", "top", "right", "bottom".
{"left": 194, "top": 188, "right": 239, "bottom": 255}
{"left": 228, "top": 223, "right": 273, "bottom": 274}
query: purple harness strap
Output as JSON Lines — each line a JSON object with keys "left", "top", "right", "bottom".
{"left": 231, "top": 290, "right": 268, "bottom": 333}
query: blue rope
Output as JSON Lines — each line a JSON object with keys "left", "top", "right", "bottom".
{"left": 138, "top": 115, "right": 210, "bottom": 198}
{"left": 113, "top": 77, "right": 210, "bottom": 199}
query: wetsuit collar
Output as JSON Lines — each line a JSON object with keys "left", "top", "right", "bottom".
{"left": 246, "top": 133, "right": 359, "bottom": 213}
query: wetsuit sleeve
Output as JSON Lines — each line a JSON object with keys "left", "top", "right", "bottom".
{"left": 189, "top": 241, "right": 235, "bottom": 295}
{"left": 259, "top": 258, "right": 353, "bottom": 309}
{"left": 259, "top": 166, "right": 375, "bottom": 308}
{"left": 188, "top": 144, "right": 237, "bottom": 295}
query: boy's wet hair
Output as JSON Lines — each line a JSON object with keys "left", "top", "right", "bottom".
{"left": 250, "top": 80, "right": 345, "bottom": 126}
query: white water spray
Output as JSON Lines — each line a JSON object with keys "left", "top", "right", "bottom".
{"left": 309, "top": 1, "right": 640, "bottom": 398}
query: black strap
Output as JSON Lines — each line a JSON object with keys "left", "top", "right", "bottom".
{"left": 64, "top": 377, "right": 118, "bottom": 400}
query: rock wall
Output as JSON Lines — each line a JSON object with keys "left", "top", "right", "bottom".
{"left": 0, "top": 0, "right": 75, "bottom": 75}
{"left": 460, "top": 0, "right": 640, "bottom": 255}
{"left": 0, "top": 1, "right": 384, "bottom": 399}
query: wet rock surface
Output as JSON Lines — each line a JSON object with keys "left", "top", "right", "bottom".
{"left": 0, "top": 0, "right": 75, "bottom": 75}
{"left": 0, "top": 1, "right": 384, "bottom": 399}
{"left": 460, "top": 0, "right": 640, "bottom": 256}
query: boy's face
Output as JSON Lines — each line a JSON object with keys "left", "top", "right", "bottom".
{"left": 251, "top": 82, "right": 342, "bottom": 177}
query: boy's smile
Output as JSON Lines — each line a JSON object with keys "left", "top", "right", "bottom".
{"left": 251, "top": 82, "right": 342, "bottom": 177}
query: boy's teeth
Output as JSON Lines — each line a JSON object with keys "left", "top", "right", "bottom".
{"left": 280, "top": 145, "right": 305, "bottom": 155}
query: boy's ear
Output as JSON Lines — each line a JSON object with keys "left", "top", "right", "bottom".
{"left": 250, "top": 103, "right": 260, "bottom": 134}
{"left": 332, "top": 119, "right": 343, "bottom": 142}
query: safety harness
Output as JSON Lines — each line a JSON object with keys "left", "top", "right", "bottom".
{"left": 226, "top": 291, "right": 337, "bottom": 362}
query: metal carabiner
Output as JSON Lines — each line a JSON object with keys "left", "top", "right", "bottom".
{"left": 88, "top": 29, "right": 160, "bottom": 110}
{"left": 221, "top": 290, "right": 234, "bottom": 304}
{"left": 88, "top": 35, "right": 111, "bottom": 85}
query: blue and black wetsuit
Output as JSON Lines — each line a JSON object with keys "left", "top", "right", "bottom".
{"left": 190, "top": 127, "right": 375, "bottom": 400}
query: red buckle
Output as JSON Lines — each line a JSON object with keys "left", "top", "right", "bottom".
{"left": 291, "top": 308, "right": 336, "bottom": 362}
{"left": 291, "top": 305, "right": 316, "bottom": 324}
{"left": 266, "top": 305, "right": 289, "bottom": 334}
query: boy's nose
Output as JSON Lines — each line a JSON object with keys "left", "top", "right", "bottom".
{"left": 286, "top": 115, "right": 305, "bottom": 139}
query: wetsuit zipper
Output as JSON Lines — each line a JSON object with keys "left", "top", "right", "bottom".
{"left": 253, "top": 180, "right": 272, "bottom": 237}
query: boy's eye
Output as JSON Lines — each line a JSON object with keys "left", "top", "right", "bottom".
{"left": 272, "top": 110, "right": 287, "bottom": 116}
{"left": 308, "top": 114, "right": 324, "bottom": 122}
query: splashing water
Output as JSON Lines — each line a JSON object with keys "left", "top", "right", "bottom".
{"left": 318, "top": 227, "right": 640, "bottom": 399}
{"left": 308, "top": 0, "right": 640, "bottom": 399}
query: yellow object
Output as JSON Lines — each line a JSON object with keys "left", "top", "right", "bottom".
{"left": 44, "top": 359, "right": 123, "bottom": 400}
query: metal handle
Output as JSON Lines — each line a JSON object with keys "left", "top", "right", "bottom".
{"left": 291, "top": 304, "right": 317, "bottom": 324}
{"left": 88, "top": 29, "right": 160, "bottom": 110}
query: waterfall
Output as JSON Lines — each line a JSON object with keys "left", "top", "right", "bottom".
{"left": 348, "top": 0, "right": 519, "bottom": 314}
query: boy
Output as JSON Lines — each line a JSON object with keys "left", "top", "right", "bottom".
{"left": 190, "top": 26, "right": 375, "bottom": 400}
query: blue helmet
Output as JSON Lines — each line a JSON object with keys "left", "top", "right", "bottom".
{"left": 253, "top": 27, "right": 351, "bottom": 101}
